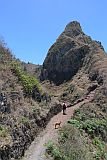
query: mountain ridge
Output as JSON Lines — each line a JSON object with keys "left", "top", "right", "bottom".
{"left": 0, "top": 21, "right": 107, "bottom": 160}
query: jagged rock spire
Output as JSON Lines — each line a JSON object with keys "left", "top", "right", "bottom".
{"left": 64, "top": 21, "right": 83, "bottom": 37}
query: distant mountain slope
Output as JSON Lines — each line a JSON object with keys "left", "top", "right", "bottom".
{"left": 21, "top": 62, "right": 42, "bottom": 79}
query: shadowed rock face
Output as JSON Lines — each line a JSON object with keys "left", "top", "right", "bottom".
{"left": 40, "top": 21, "right": 106, "bottom": 85}
{"left": 41, "top": 44, "right": 90, "bottom": 84}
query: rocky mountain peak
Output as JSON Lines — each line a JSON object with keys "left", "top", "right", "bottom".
{"left": 40, "top": 21, "right": 106, "bottom": 85}
{"left": 64, "top": 21, "right": 83, "bottom": 37}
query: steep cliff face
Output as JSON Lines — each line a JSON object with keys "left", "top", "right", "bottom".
{"left": 40, "top": 21, "right": 106, "bottom": 85}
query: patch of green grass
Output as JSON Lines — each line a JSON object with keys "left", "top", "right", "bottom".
{"left": 59, "top": 130, "right": 69, "bottom": 143}
{"left": 46, "top": 140, "right": 63, "bottom": 160}
{"left": 68, "top": 109, "right": 107, "bottom": 160}
{"left": 19, "top": 116, "right": 29, "bottom": 124}
{"left": 68, "top": 118, "right": 107, "bottom": 138}
{"left": 92, "top": 137, "right": 104, "bottom": 151}
{"left": 0, "top": 125, "right": 8, "bottom": 137}
{"left": 69, "top": 109, "right": 107, "bottom": 139}
{"left": 92, "top": 137, "right": 107, "bottom": 160}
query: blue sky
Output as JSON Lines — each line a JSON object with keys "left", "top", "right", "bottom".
{"left": 0, "top": 0, "right": 107, "bottom": 64}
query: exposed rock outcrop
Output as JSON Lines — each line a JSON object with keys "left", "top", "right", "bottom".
{"left": 0, "top": 101, "right": 62, "bottom": 160}
{"left": 40, "top": 22, "right": 107, "bottom": 123}
{"left": 40, "top": 21, "right": 106, "bottom": 85}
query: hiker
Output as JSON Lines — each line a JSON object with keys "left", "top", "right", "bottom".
{"left": 62, "top": 102, "right": 67, "bottom": 115}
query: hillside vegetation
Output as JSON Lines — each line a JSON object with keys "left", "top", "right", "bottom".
{"left": 0, "top": 40, "right": 59, "bottom": 160}
{"left": 0, "top": 21, "right": 107, "bottom": 160}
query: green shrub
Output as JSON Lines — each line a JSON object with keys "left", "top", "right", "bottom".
{"left": 74, "top": 109, "right": 86, "bottom": 121}
{"left": 11, "top": 61, "right": 42, "bottom": 95}
{"left": 92, "top": 137, "right": 107, "bottom": 160}
{"left": 68, "top": 119, "right": 81, "bottom": 128}
{"left": 92, "top": 137, "right": 104, "bottom": 151}
{"left": 19, "top": 116, "right": 29, "bottom": 124}
{"left": 59, "top": 130, "right": 69, "bottom": 143}
{"left": 69, "top": 109, "right": 107, "bottom": 139}
{"left": 46, "top": 140, "right": 54, "bottom": 153}
{"left": 46, "top": 141, "right": 63, "bottom": 160}
{"left": 68, "top": 118, "right": 107, "bottom": 138}
{"left": 0, "top": 125, "right": 8, "bottom": 137}
{"left": 68, "top": 109, "right": 107, "bottom": 160}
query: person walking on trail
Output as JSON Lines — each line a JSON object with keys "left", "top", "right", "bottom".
{"left": 62, "top": 102, "right": 67, "bottom": 115}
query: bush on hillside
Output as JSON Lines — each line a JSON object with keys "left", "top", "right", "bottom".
{"left": 70, "top": 109, "right": 107, "bottom": 139}
{"left": 11, "top": 61, "right": 42, "bottom": 96}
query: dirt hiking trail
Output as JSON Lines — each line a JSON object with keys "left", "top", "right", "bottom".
{"left": 22, "top": 92, "right": 94, "bottom": 160}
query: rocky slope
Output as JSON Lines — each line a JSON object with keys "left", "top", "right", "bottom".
{"left": 40, "top": 21, "right": 107, "bottom": 159}
{"left": 0, "top": 41, "right": 62, "bottom": 160}
{"left": 21, "top": 62, "right": 42, "bottom": 80}
{"left": 0, "top": 21, "right": 107, "bottom": 160}
{"left": 40, "top": 21, "right": 106, "bottom": 84}
{"left": 40, "top": 20, "right": 107, "bottom": 121}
